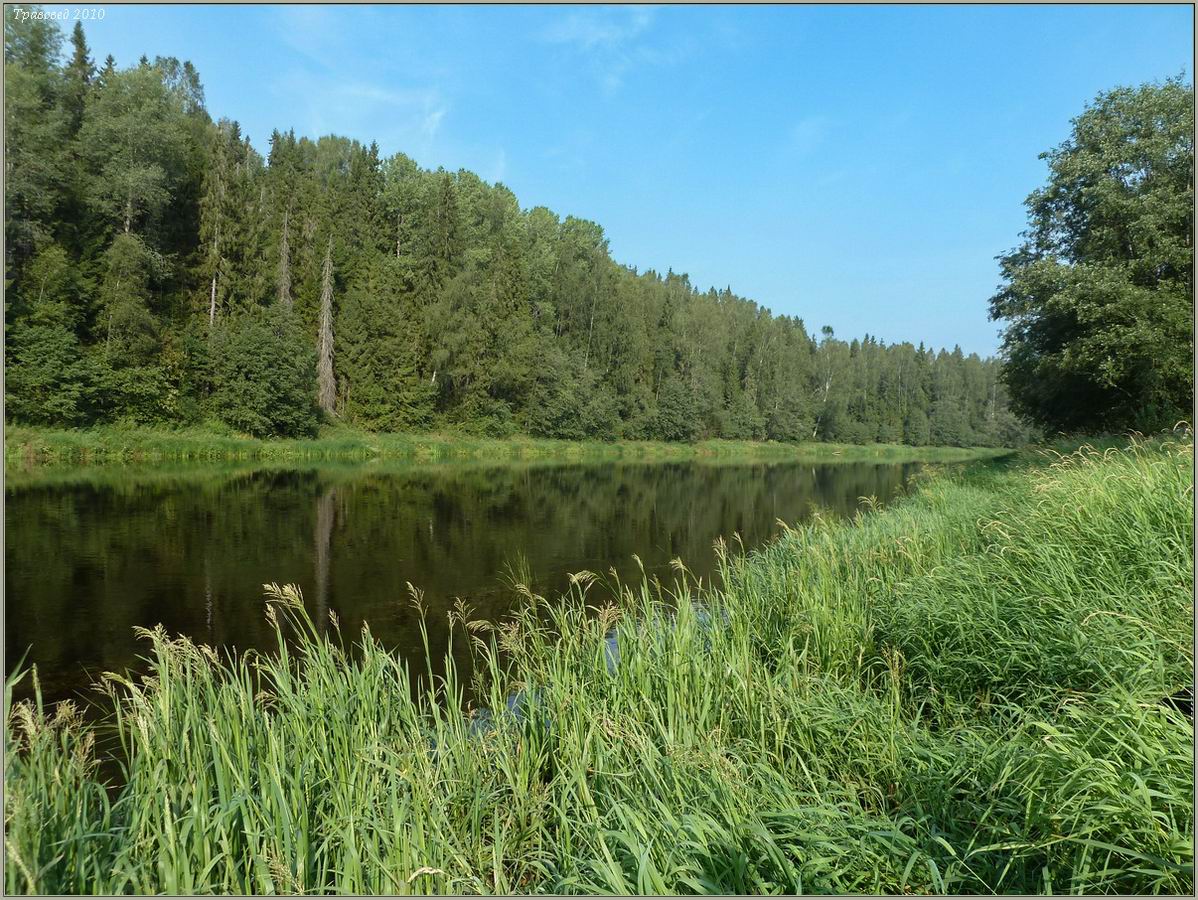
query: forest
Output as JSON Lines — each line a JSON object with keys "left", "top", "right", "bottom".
{"left": 4, "top": 11, "right": 1029, "bottom": 447}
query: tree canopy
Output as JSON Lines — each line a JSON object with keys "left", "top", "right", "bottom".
{"left": 990, "top": 77, "right": 1194, "bottom": 434}
{"left": 5, "top": 8, "right": 1031, "bottom": 446}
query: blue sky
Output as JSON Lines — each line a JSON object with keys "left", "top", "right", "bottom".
{"left": 74, "top": 3, "right": 1191, "bottom": 355}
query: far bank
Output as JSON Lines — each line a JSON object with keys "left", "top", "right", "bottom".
{"left": 4, "top": 424, "right": 1012, "bottom": 467}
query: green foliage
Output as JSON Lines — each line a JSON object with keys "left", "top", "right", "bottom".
{"left": 3, "top": 15, "right": 1036, "bottom": 448}
{"left": 91, "top": 359, "right": 178, "bottom": 427}
{"left": 209, "top": 310, "right": 318, "bottom": 438}
{"left": 903, "top": 407, "right": 931, "bottom": 446}
{"left": 724, "top": 379, "right": 767, "bottom": 441}
{"left": 654, "top": 377, "right": 702, "bottom": 442}
{"left": 6, "top": 424, "right": 1004, "bottom": 468}
{"left": 929, "top": 397, "right": 969, "bottom": 446}
{"left": 5, "top": 303, "right": 93, "bottom": 426}
{"left": 5, "top": 243, "right": 94, "bottom": 425}
{"left": 97, "top": 232, "right": 163, "bottom": 358}
{"left": 525, "top": 357, "right": 619, "bottom": 440}
{"left": 3, "top": 7, "right": 68, "bottom": 270}
{"left": 337, "top": 260, "right": 434, "bottom": 431}
{"left": 525, "top": 377, "right": 584, "bottom": 440}
{"left": 991, "top": 78, "right": 1194, "bottom": 433}
{"left": 77, "top": 63, "right": 193, "bottom": 237}
{"left": 455, "top": 394, "right": 516, "bottom": 437}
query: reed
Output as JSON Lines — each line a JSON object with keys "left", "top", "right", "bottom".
{"left": 5, "top": 437, "right": 1192, "bottom": 894}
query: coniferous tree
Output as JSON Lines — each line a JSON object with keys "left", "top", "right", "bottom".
{"left": 63, "top": 21, "right": 92, "bottom": 135}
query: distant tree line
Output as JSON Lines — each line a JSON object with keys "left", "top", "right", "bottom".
{"left": 5, "top": 9, "right": 1033, "bottom": 446}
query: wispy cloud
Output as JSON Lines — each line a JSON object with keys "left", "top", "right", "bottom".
{"left": 274, "top": 6, "right": 346, "bottom": 71}
{"left": 539, "top": 7, "right": 693, "bottom": 95}
{"left": 541, "top": 7, "right": 655, "bottom": 50}
{"left": 272, "top": 70, "right": 449, "bottom": 157}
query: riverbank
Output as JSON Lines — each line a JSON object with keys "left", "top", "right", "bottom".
{"left": 4, "top": 423, "right": 1009, "bottom": 467}
{"left": 5, "top": 437, "right": 1192, "bottom": 894}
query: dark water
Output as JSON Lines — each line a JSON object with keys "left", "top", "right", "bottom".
{"left": 6, "top": 458, "right": 925, "bottom": 703}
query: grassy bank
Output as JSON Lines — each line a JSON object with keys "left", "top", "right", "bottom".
{"left": 5, "top": 438, "right": 1192, "bottom": 894}
{"left": 4, "top": 423, "right": 1008, "bottom": 467}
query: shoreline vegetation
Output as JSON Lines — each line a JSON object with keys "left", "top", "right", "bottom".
{"left": 5, "top": 436, "right": 1192, "bottom": 894}
{"left": 3, "top": 423, "right": 1012, "bottom": 467}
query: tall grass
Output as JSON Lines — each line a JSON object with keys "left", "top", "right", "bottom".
{"left": 5, "top": 438, "right": 1192, "bottom": 894}
{"left": 4, "top": 422, "right": 1010, "bottom": 467}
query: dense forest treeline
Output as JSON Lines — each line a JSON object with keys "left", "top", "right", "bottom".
{"left": 4, "top": 10, "right": 1032, "bottom": 446}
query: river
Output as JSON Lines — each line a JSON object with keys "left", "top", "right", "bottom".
{"left": 6, "top": 457, "right": 930, "bottom": 702}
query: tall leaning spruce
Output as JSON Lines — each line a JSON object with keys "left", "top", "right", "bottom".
{"left": 317, "top": 236, "right": 337, "bottom": 417}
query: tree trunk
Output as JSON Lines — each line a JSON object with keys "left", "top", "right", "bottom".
{"left": 583, "top": 295, "right": 597, "bottom": 371}
{"left": 208, "top": 211, "right": 222, "bottom": 329}
{"left": 277, "top": 210, "right": 292, "bottom": 311}
{"left": 317, "top": 238, "right": 337, "bottom": 416}
{"left": 812, "top": 373, "right": 832, "bottom": 438}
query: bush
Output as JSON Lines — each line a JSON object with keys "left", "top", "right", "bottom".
{"left": 654, "top": 377, "right": 700, "bottom": 442}
{"left": 458, "top": 395, "right": 516, "bottom": 438}
{"left": 4, "top": 303, "right": 96, "bottom": 426}
{"left": 208, "top": 309, "right": 318, "bottom": 438}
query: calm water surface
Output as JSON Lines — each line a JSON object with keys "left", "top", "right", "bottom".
{"left": 7, "top": 458, "right": 926, "bottom": 701}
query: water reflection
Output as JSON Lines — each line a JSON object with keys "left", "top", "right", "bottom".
{"left": 6, "top": 458, "right": 923, "bottom": 702}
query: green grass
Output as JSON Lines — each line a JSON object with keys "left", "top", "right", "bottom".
{"left": 4, "top": 422, "right": 1009, "bottom": 467}
{"left": 4, "top": 437, "right": 1192, "bottom": 894}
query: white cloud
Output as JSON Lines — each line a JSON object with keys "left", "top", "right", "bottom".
{"left": 541, "top": 7, "right": 655, "bottom": 49}
{"left": 538, "top": 7, "right": 694, "bottom": 95}
{"left": 272, "top": 70, "right": 449, "bottom": 158}
{"left": 275, "top": 6, "right": 347, "bottom": 71}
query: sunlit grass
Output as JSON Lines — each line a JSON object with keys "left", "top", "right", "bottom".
{"left": 4, "top": 422, "right": 1011, "bottom": 467}
{"left": 4, "top": 437, "right": 1191, "bottom": 894}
